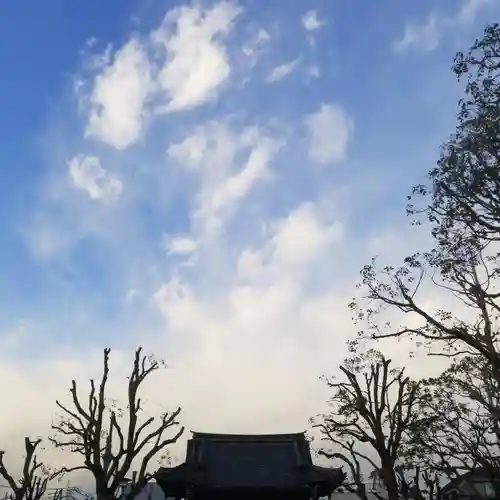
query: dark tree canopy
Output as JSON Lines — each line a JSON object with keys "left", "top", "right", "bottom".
{"left": 393, "top": 465, "right": 442, "bottom": 500}
{"left": 51, "top": 347, "right": 184, "bottom": 500}
{"left": 352, "top": 24, "right": 500, "bottom": 370}
{"left": 310, "top": 21, "right": 500, "bottom": 500}
{"left": 409, "top": 23, "right": 500, "bottom": 251}
{"left": 406, "top": 357, "right": 500, "bottom": 479}
{"left": 350, "top": 24, "right": 500, "bottom": 495}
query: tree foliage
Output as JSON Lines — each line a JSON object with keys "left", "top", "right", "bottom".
{"left": 394, "top": 465, "right": 442, "bottom": 500}
{"left": 351, "top": 23, "right": 500, "bottom": 369}
{"left": 409, "top": 23, "right": 500, "bottom": 250}
{"left": 348, "top": 23, "right": 500, "bottom": 493}
{"left": 406, "top": 357, "right": 500, "bottom": 481}
{"left": 314, "top": 22, "right": 500, "bottom": 500}
{"left": 51, "top": 347, "right": 184, "bottom": 500}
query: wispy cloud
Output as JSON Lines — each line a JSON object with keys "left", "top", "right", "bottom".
{"left": 167, "top": 120, "right": 283, "bottom": 239}
{"left": 302, "top": 10, "right": 325, "bottom": 31}
{"left": 393, "top": 14, "right": 441, "bottom": 53}
{"left": 265, "top": 57, "right": 301, "bottom": 83}
{"left": 242, "top": 28, "right": 270, "bottom": 67}
{"left": 85, "top": 39, "right": 152, "bottom": 149}
{"left": 305, "top": 103, "right": 353, "bottom": 165}
{"left": 393, "top": 0, "right": 491, "bottom": 53}
{"left": 152, "top": 1, "right": 241, "bottom": 113}
{"left": 68, "top": 155, "right": 123, "bottom": 201}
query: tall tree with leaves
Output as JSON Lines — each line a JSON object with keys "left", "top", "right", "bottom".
{"left": 409, "top": 23, "right": 500, "bottom": 250}
{"left": 392, "top": 464, "right": 443, "bottom": 500}
{"left": 0, "top": 437, "right": 61, "bottom": 500}
{"left": 312, "top": 349, "right": 421, "bottom": 500}
{"left": 352, "top": 24, "right": 500, "bottom": 368}
{"left": 404, "top": 356, "right": 500, "bottom": 491}
{"left": 350, "top": 30, "right": 500, "bottom": 488}
{"left": 51, "top": 347, "right": 184, "bottom": 500}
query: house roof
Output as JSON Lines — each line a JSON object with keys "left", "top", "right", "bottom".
{"left": 441, "top": 468, "right": 500, "bottom": 495}
{"left": 155, "top": 431, "right": 344, "bottom": 493}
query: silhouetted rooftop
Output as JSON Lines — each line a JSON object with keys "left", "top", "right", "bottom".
{"left": 155, "top": 431, "right": 344, "bottom": 499}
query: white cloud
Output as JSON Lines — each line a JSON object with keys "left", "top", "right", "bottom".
{"left": 195, "top": 133, "right": 281, "bottom": 236}
{"left": 392, "top": 15, "right": 440, "bottom": 53}
{"left": 302, "top": 10, "right": 325, "bottom": 31}
{"left": 124, "top": 288, "right": 138, "bottom": 305}
{"left": 152, "top": 2, "right": 241, "bottom": 113}
{"left": 306, "top": 66, "right": 320, "bottom": 79}
{"left": 150, "top": 205, "right": 439, "bottom": 436}
{"left": 269, "top": 203, "right": 343, "bottom": 267}
{"left": 166, "top": 235, "right": 198, "bottom": 255}
{"left": 242, "top": 28, "right": 270, "bottom": 67}
{"left": 168, "top": 121, "right": 283, "bottom": 238}
{"left": 9, "top": 0, "right": 461, "bottom": 484}
{"left": 83, "top": 1, "right": 243, "bottom": 146}
{"left": 85, "top": 39, "right": 151, "bottom": 149}
{"left": 455, "top": 0, "right": 490, "bottom": 25}
{"left": 152, "top": 202, "right": 346, "bottom": 430}
{"left": 0, "top": 320, "right": 26, "bottom": 352}
{"left": 393, "top": 0, "right": 491, "bottom": 53}
{"left": 167, "top": 129, "right": 208, "bottom": 168}
{"left": 68, "top": 155, "right": 123, "bottom": 201}
{"left": 265, "top": 57, "right": 301, "bottom": 83}
{"left": 237, "top": 202, "right": 344, "bottom": 282}
{"left": 305, "top": 103, "right": 353, "bottom": 165}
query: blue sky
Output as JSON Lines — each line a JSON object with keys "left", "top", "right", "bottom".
{"left": 0, "top": 0, "right": 497, "bottom": 475}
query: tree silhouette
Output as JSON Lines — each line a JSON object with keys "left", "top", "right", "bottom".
{"left": 312, "top": 350, "right": 421, "bottom": 500}
{"left": 51, "top": 347, "right": 184, "bottom": 500}
{"left": 0, "top": 437, "right": 61, "bottom": 500}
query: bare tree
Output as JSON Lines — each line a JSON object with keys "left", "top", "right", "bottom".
{"left": 352, "top": 250, "right": 500, "bottom": 485}
{"left": 352, "top": 244, "right": 500, "bottom": 364}
{"left": 312, "top": 350, "right": 421, "bottom": 500}
{"left": 0, "top": 437, "right": 60, "bottom": 500}
{"left": 51, "top": 347, "right": 184, "bottom": 500}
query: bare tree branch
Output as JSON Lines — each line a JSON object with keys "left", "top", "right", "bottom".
{"left": 312, "top": 350, "right": 421, "bottom": 500}
{"left": 0, "top": 437, "right": 60, "bottom": 500}
{"left": 51, "top": 347, "right": 184, "bottom": 500}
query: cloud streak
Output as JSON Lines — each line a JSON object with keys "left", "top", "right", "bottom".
{"left": 393, "top": 0, "right": 491, "bottom": 53}
{"left": 265, "top": 57, "right": 301, "bottom": 83}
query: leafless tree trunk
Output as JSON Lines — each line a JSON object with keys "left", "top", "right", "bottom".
{"left": 0, "top": 437, "right": 61, "bottom": 500}
{"left": 312, "top": 350, "right": 421, "bottom": 500}
{"left": 51, "top": 347, "right": 184, "bottom": 500}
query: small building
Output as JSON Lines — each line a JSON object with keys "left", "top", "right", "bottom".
{"left": 154, "top": 431, "right": 345, "bottom": 500}
{"left": 441, "top": 469, "right": 500, "bottom": 500}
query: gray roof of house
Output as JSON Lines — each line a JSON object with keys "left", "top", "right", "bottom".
{"left": 442, "top": 468, "right": 500, "bottom": 495}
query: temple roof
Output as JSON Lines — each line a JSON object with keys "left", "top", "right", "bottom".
{"left": 190, "top": 431, "right": 309, "bottom": 439}
{"left": 155, "top": 431, "right": 344, "bottom": 494}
